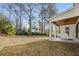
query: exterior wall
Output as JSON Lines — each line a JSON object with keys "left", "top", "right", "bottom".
{"left": 60, "top": 24, "right": 76, "bottom": 39}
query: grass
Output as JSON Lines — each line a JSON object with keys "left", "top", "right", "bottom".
{"left": 0, "top": 40, "right": 79, "bottom": 56}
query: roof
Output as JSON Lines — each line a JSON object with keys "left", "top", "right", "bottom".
{"left": 49, "top": 5, "right": 79, "bottom": 22}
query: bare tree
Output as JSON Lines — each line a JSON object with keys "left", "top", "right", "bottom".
{"left": 47, "top": 3, "right": 57, "bottom": 19}
{"left": 5, "top": 4, "right": 24, "bottom": 32}
{"left": 38, "top": 20, "right": 42, "bottom": 33}
{"left": 39, "top": 3, "right": 48, "bottom": 33}
{"left": 0, "top": 3, "right": 57, "bottom": 35}
{"left": 23, "top": 3, "right": 35, "bottom": 35}
{"left": 39, "top": 3, "right": 57, "bottom": 34}
{"left": 47, "top": 4, "right": 57, "bottom": 34}
{"left": 18, "top": 4, "right": 24, "bottom": 31}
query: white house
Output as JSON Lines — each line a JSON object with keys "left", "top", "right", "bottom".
{"left": 49, "top": 4, "right": 79, "bottom": 41}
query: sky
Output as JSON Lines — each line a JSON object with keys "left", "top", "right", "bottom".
{"left": 0, "top": 3, "right": 73, "bottom": 13}
{"left": 56, "top": 3, "right": 73, "bottom": 12}
{"left": 0, "top": 3, "right": 73, "bottom": 16}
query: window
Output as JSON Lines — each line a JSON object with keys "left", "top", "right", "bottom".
{"left": 65, "top": 27, "right": 69, "bottom": 36}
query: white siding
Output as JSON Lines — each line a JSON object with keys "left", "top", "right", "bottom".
{"left": 60, "top": 24, "right": 76, "bottom": 39}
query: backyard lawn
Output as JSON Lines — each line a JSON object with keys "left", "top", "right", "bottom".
{"left": 0, "top": 40, "right": 79, "bottom": 56}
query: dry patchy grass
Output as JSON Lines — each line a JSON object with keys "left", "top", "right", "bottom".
{"left": 0, "top": 40, "right": 79, "bottom": 56}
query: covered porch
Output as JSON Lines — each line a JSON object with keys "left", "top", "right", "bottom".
{"left": 49, "top": 5, "right": 79, "bottom": 41}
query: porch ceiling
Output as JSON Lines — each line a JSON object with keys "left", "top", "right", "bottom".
{"left": 53, "top": 16, "right": 79, "bottom": 26}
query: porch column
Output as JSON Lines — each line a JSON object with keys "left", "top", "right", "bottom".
{"left": 49, "top": 21, "right": 52, "bottom": 40}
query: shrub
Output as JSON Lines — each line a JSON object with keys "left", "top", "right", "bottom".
{"left": 0, "top": 14, "right": 16, "bottom": 35}
{"left": 28, "top": 28, "right": 32, "bottom": 36}
{"left": 16, "top": 28, "right": 28, "bottom": 35}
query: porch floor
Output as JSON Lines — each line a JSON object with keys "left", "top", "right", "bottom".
{"left": 51, "top": 37, "right": 79, "bottom": 43}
